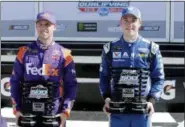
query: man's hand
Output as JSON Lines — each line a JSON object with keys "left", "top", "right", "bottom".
{"left": 59, "top": 113, "right": 67, "bottom": 127}
{"left": 15, "top": 111, "right": 23, "bottom": 125}
{"left": 146, "top": 102, "right": 155, "bottom": 115}
{"left": 15, "top": 111, "right": 23, "bottom": 118}
{"left": 103, "top": 98, "right": 111, "bottom": 115}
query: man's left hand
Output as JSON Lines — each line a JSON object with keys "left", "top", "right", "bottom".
{"left": 146, "top": 102, "right": 155, "bottom": 115}
{"left": 59, "top": 113, "right": 67, "bottom": 127}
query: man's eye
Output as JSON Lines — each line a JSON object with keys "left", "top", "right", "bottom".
{"left": 132, "top": 18, "right": 137, "bottom": 22}
{"left": 124, "top": 19, "right": 129, "bottom": 22}
{"left": 123, "top": 18, "right": 137, "bottom": 23}
{"left": 46, "top": 23, "right": 51, "bottom": 27}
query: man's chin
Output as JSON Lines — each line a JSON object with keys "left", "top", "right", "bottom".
{"left": 125, "top": 33, "right": 135, "bottom": 37}
{"left": 39, "top": 36, "right": 49, "bottom": 40}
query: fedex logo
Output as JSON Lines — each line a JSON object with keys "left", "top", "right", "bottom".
{"left": 26, "top": 63, "right": 59, "bottom": 76}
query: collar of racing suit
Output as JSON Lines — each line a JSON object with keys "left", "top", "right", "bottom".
{"left": 36, "top": 39, "right": 55, "bottom": 50}
{"left": 121, "top": 35, "right": 141, "bottom": 46}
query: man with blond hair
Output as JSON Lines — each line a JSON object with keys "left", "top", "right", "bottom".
{"left": 99, "top": 6, "right": 165, "bottom": 127}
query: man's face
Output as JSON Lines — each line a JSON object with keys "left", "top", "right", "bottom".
{"left": 36, "top": 19, "right": 56, "bottom": 41}
{"left": 120, "top": 14, "right": 141, "bottom": 37}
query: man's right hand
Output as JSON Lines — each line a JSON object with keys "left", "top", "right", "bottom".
{"left": 103, "top": 98, "right": 111, "bottom": 115}
{"left": 146, "top": 102, "right": 155, "bottom": 116}
{"left": 15, "top": 111, "right": 23, "bottom": 125}
{"left": 15, "top": 111, "right": 23, "bottom": 119}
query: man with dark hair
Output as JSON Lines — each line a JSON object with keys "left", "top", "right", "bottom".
{"left": 10, "top": 11, "right": 78, "bottom": 127}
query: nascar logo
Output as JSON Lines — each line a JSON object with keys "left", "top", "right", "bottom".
{"left": 78, "top": 1, "right": 129, "bottom": 16}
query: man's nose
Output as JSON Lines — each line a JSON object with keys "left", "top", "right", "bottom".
{"left": 126, "top": 23, "right": 132, "bottom": 27}
{"left": 40, "top": 25, "right": 46, "bottom": 30}
{"left": 126, "top": 21, "right": 132, "bottom": 25}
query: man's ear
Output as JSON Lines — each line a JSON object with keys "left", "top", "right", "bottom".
{"left": 120, "top": 17, "right": 123, "bottom": 27}
{"left": 139, "top": 20, "right": 142, "bottom": 29}
{"left": 54, "top": 24, "right": 57, "bottom": 31}
{"left": 139, "top": 20, "right": 142, "bottom": 26}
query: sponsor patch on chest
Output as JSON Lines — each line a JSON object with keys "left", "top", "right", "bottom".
{"left": 26, "top": 55, "right": 40, "bottom": 66}
{"left": 138, "top": 48, "right": 149, "bottom": 53}
{"left": 112, "top": 52, "right": 122, "bottom": 58}
{"left": 52, "top": 50, "right": 60, "bottom": 60}
{"left": 26, "top": 63, "right": 59, "bottom": 76}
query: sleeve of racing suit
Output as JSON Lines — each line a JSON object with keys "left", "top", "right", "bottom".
{"left": 10, "top": 46, "right": 27, "bottom": 114}
{"left": 147, "top": 43, "right": 165, "bottom": 104}
{"left": 62, "top": 49, "right": 78, "bottom": 118}
{"left": 99, "top": 43, "right": 112, "bottom": 100}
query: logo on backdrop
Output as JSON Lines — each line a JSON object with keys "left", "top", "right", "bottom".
{"left": 161, "top": 80, "right": 176, "bottom": 100}
{"left": 9, "top": 25, "right": 29, "bottom": 30}
{"left": 77, "top": 22, "right": 97, "bottom": 32}
{"left": 78, "top": 1, "right": 129, "bottom": 16}
{"left": 139, "top": 26, "right": 160, "bottom": 31}
{"left": 1, "top": 77, "right": 11, "bottom": 97}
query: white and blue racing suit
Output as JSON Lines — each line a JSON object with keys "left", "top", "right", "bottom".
{"left": 99, "top": 35, "right": 165, "bottom": 127}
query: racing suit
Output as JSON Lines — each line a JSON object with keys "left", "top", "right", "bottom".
{"left": 99, "top": 35, "right": 165, "bottom": 127}
{"left": 10, "top": 40, "right": 77, "bottom": 127}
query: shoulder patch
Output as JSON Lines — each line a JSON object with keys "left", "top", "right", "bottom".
{"left": 62, "top": 48, "right": 73, "bottom": 67}
{"left": 103, "top": 42, "right": 111, "bottom": 54}
{"left": 141, "top": 38, "right": 150, "bottom": 44}
{"left": 112, "top": 38, "right": 119, "bottom": 43}
{"left": 103, "top": 38, "right": 120, "bottom": 54}
{"left": 62, "top": 48, "right": 71, "bottom": 58}
{"left": 151, "top": 41, "right": 159, "bottom": 55}
{"left": 17, "top": 46, "right": 28, "bottom": 63}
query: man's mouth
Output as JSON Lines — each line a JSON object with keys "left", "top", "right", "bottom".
{"left": 41, "top": 32, "right": 48, "bottom": 35}
{"left": 126, "top": 28, "right": 133, "bottom": 31}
